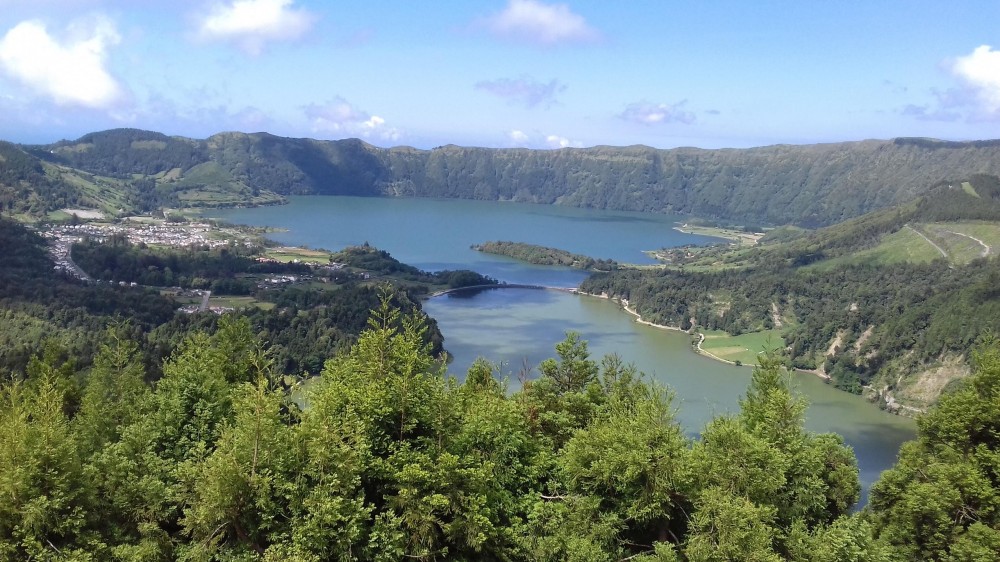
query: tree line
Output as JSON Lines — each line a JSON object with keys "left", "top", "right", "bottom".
{"left": 473, "top": 241, "right": 619, "bottom": 271}
{"left": 0, "top": 218, "right": 442, "bottom": 381}
{"left": 1, "top": 293, "right": 998, "bottom": 560}
{"left": 28, "top": 128, "right": 1000, "bottom": 227}
{"left": 582, "top": 256, "right": 1000, "bottom": 394}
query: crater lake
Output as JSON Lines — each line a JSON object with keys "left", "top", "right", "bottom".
{"left": 208, "top": 195, "right": 915, "bottom": 502}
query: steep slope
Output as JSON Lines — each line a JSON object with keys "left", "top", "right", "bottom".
{"left": 40, "top": 128, "right": 206, "bottom": 177}
{"left": 0, "top": 141, "right": 144, "bottom": 216}
{"left": 580, "top": 174, "right": 1000, "bottom": 411}
{"left": 28, "top": 129, "right": 1000, "bottom": 227}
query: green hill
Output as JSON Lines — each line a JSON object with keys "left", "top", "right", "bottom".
{"left": 18, "top": 129, "right": 1000, "bottom": 226}
{"left": 581, "top": 174, "right": 1000, "bottom": 412}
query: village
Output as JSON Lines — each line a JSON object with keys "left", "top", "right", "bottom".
{"left": 36, "top": 217, "right": 366, "bottom": 316}
{"left": 41, "top": 219, "right": 244, "bottom": 282}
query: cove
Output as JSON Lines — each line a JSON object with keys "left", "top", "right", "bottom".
{"left": 209, "top": 195, "right": 916, "bottom": 502}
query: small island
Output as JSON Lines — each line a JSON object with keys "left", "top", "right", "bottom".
{"left": 472, "top": 240, "right": 619, "bottom": 271}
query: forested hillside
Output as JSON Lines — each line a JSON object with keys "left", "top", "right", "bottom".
{"left": 0, "top": 217, "right": 177, "bottom": 374}
{"left": 3, "top": 131, "right": 1000, "bottom": 558}
{"left": 0, "top": 217, "right": 450, "bottom": 379}
{"left": 23, "top": 129, "right": 1000, "bottom": 226}
{"left": 582, "top": 174, "right": 1000, "bottom": 412}
{"left": 1, "top": 291, "right": 998, "bottom": 560}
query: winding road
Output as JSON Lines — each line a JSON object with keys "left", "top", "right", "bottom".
{"left": 905, "top": 225, "right": 948, "bottom": 259}
{"left": 944, "top": 230, "right": 991, "bottom": 258}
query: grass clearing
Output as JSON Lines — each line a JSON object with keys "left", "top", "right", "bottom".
{"left": 208, "top": 296, "right": 274, "bottom": 310}
{"left": 921, "top": 224, "right": 988, "bottom": 263}
{"left": 169, "top": 161, "right": 233, "bottom": 188}
{"left": 806, "top": 227, "right": 944, "bottom": 271}
{"left": 700, "top": 329, "right": 785, "bottom": 365}
{"left": 673, "top": 224, "right": 764, "bottom": 246}
{"left": 266, "top": 247, "right": 332, "bottom": 264}
{"left": 927, "top": 221, "right": 1000, "bottom": 257}
{"left": 961, "top": 181, "right": 980, "bottom": 198}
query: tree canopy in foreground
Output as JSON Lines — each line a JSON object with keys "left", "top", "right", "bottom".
{"left": 0, "top": 295, "right": 998, "bottom": 560}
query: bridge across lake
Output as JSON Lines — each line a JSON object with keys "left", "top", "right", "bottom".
{"left": 430, "top": 283, "right": 578, "bottom": 297}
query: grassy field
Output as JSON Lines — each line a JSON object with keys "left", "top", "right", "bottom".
{"left": 925, "top": 221, "right": 999, "bottom": 257}
{"left": 169, "top": 161, "right": 233, "bottom": 189}
{"left": 171, "top": 293, "right": 275, "bottom": 311}
{"left": 921, "top": 224, "right": 990, "bottom": 263}
{"left": 699, "top": 329, "right": 785, "bottom": 365}
{"left": 646, "top": 244, "right": 763, "bottom": 272}
{"left": 806, "top": 227, "right": 945, "bottom": 271}
{"left": 673, "top": 224, "right": 764, "bottom": 246}
{"left": 266, "top": 247, "right": 333, "bottom": 264}
{"left": 47, "top": 210, "right": 74, "bottom": 222}
{"left": 943, "top": 222, "right": 1000, "bottom": 248}
{"left": 209, "top": 296, "right": 274, "bottom": 310}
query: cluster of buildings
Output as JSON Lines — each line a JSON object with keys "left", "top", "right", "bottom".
{"left": 42, "top": 220, "right": 252, "bottom": 282}
{"left": 47, "top": 236, "right": 92, "bottom": 281}
{"left": 44, "top": 221, "right": 238, "bottom": 250}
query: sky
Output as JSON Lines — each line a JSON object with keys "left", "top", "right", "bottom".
{"left": 0, "top": 0, "right": 999, "bottom": 149}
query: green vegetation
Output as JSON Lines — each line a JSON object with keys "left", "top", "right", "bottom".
{"left": 332, "top": 243, "right": 499, "bottom": 291}
{"left": 0, "top": 217, "right": 447, "bottom": 379}
{"left": 265, "top": 246, "right": 333, "bottom": 264}
{"left": 4, "top": 141, "right": 1000, "bottom": 558}
{"left": 2, "top": 289, "right": 998, "bottom": 560}
{"left": 0, "top": 302, "right": 844, "bottom": 560}
{"left": 700, "top": 329, "right": 785, "bottom": 366}
{"left": 867, "top": 338, "right": 1000, "bottom": 559}
{"left": 169, "top": 160, "right": 285, "bottom": 207}
{"left": 4, "top": 128, "right": 998, "bottom": 226}
{"left": 0, "top": 217, "right": 178, "bottom": 375}
{"left": 583, "top": 175, "right": 1000, "bottom": 407}
{"left": 673, "top": 223, "right": 764, "bottom": 246}
{"left": 67, "top": 234, "right": 463, "bottom": 375}
{"left": 473, "top": 240, "right": 619, "bottom": 270}
{"left": 920, "top": 223, "right": 992, "bottom": 263}
{"left": 801, "top": 226, "right": 944, "bottom": 270}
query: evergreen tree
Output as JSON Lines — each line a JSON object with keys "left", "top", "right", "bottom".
{"left": 868, "top": 338, "right": 1000, "bottom": 561}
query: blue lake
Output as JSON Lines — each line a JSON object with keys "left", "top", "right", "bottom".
{"left": 209, "top": 195, "right": 915, "bottom": 503}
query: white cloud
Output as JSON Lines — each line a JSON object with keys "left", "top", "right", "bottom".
{"left": 484, "top": 0, "right": 600, "bottom": 46}
{"left": 0, "top": 17, "right": 123, "bottom": 109}
{"left": 619, "top": 100, "right": 695, "bottom": 125}
{"left": 951, "top": 45, "right": 1000, "bottom": 116}
{"left": 475, "top": 76, "right": 565, "bottom": 108}
{"left": 508, "top": 129, "right": 530, "bottom": 145}
{"left": 198, "top": 0, "right": 315, "bottom": 54}
{"left": 544, "top": 134, "right": 580, "bottom": 148}
{"left": 303, "top": 97, "right": 401, "bottom": 142}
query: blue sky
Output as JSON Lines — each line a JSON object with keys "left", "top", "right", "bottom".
{"left": 1, "top": 1, "right": 998, "bottom": 149}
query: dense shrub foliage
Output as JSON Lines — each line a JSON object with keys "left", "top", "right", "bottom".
{"left": 2, "top": 296, "right": 998, "bottom": 560}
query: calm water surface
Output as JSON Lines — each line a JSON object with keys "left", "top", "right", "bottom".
{"left": 211, "top": 196, "right": 915, "bottom": 502}
{"left": 212, "top": 196, "right": 722, "bottom": 286}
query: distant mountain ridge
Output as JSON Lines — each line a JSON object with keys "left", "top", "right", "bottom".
{"left": 19, "top": 128, "right": 1000, "bottom": 226}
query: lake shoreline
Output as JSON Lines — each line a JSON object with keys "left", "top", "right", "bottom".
{"left": 672, "top": 223, "right": 765, "bottom": 246}
{"left": 576, "top": 290, "right": 741, "bottom": 367}
{"left": 576, "top": 290, "right": 841, "bottom": 384}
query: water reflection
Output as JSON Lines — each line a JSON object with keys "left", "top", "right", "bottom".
{"left": 425, "top": 288, "right": 915, "bottom": 505}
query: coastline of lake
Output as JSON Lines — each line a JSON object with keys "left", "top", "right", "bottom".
{"left": 577, "top": 290, "right": 745, "bottom": 367}
{"left": 210, "top": 195, "right": 916, "bottom": 502}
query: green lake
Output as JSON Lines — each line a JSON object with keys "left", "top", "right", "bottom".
{"left": 209, "top": 195, "right": 916, "bottom": 503}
